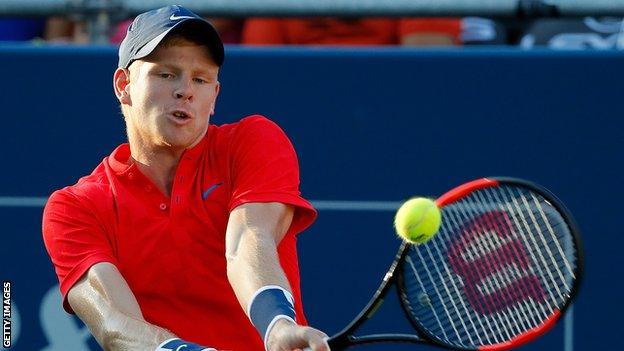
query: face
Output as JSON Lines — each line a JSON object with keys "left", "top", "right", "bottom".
{"left": 114, "top": 38, "right": 220, "bottom": 153}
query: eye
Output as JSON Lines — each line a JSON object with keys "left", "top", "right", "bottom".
{"left": 158, "top": 72, "right": 174, "bottom": 79}
{"left": 193, "top": 77, "right": 208, "bottom": 84}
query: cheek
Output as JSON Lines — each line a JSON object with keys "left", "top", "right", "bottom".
{"left": 143, "top": 86, "right": 167, "bottom": 104}
{"left": 200, "top": 92, "right": 218, "bottom": 113}
{"left": 135, "top": 80, "right": 167, "bottom": 102}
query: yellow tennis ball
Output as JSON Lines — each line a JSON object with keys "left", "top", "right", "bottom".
{"left": 394, "top": 197, "right": 441, "bottom": 244}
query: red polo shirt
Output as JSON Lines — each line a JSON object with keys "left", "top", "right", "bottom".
{"left": 42, "top": 115, "right": 317, "bottom": 350}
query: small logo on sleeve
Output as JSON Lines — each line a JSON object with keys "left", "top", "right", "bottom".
{"left": 201, "top": 182, "right": 223, "bottom": 200}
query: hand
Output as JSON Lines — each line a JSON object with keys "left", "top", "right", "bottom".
{"left": 266, "top": 318, "right": 330, "bottom": 351}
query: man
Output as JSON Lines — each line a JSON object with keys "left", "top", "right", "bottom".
{"left": 42, "top": 5, "right": 329, "bottom": 351}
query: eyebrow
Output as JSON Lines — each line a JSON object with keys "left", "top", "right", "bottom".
{"left": 151, "top": 62, "right": 217, "bottom": 76}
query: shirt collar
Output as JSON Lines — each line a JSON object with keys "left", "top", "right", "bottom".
{"left": 108, "top": 134, "right": 209, "bottom": 176}
{"left": 109, "top": 143, "right": 135, "bottom": 175}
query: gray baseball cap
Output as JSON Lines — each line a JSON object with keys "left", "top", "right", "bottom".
{"left": 118, "top": 5, "right": 224, "bottom": 68}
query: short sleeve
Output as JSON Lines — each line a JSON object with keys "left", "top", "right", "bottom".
{"left": 228, "top": 116, "right": 317, "bottom": 235}
{"left": 42, "top": 188, "right": 118, "bottom": 313}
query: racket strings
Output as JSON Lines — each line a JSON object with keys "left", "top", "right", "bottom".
{"left": 497, "top": 188, "right": 576, "bottom": 313}
{"left": 467, "top": 186, "right": 575, "bottom": 327}
{"left": 409, "top": 211, "right": 509, "bottom": 345}
{"left": 446, "top": 197, "right": 528, "bottom": 341}
{"left": 408, "top": 206, "right": 541, "bottom": 346}
{"left": 500, "top": 189, "right": 567, "bottom": 295}
{"left": 412, "top": 206, "right": 508, "bottom": 344}
{"left": 438, "top": 199, "right": 520, "bottom": 343}
{"left": 514, "top": 189, "right": 575, "bottom": 287}
{"left": 404, "top": 255, "right": 455, "bottom": 342}
{"left": 420, "top": 218, "right": 511, "bottom": 344}
{"left": 412, "top": 243, "right": 482, "bottom": 345}
{"left": 470, "top": 190, "right": 549, "bottom": 337}
{"left": 424, "top": 236, "right": 493, "bottom": 343}
{"left": 476, "top": 191, "right": 552, "bottom": 316}
{"left": 400, "top": 184, "right": 578, "bottom": 348}
{"left": 491, "top": 190, "right": 565, "bottom": 313}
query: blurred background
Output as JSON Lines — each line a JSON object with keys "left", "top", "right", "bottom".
{"left": 1, "top": 1, "right": 623, "bottom": 350}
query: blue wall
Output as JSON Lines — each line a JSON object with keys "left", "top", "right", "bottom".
{"left": 1, "top": 45, "right": 622, "bottom": 351}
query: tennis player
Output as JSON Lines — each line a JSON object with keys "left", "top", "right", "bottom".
{"left": 42, "top": 5, "right": 328, "bottom": 351}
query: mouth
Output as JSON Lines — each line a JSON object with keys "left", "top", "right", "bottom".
{"left": 169, "top": 110, "right": 193, "bottom": 124}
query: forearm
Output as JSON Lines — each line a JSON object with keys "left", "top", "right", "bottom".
{"left": 68, "top": 263, "right": 177, "bottom": 351}
{"left": 97, "top": 309, "right": 176, "bottom": 351}
{"left": 226, "top": 227, "right": 291, "bottom": 310}
{"left": 225, "top": 203, "right": 328, "bottom": 351}
{"left": 226, "top": 230, "right": 328, "bottom": 351}
{"left": 225, "top": 202, "right": 295, "bottom": 309}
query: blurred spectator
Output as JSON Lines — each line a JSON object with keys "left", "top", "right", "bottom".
{"left": 7, "top": 15, "right": 510, "bottom": 47}
{"left": 208, "top": 18, "right": 245, "bottom": 44}
{"left": 0, "top": 17, "right": 87, "bottom": 42}
{"left": 401, "top": 18, "right": 461, "bottom": 46}
{"left": 44, "top": 16, "right": 89, "bottom": 43}
{"left": 242, "top": 17, "right": 506, "bottom": 46}
{"left": 520, "top": 17, "right": 624, "bottom": 49}
{"left": 460, "top": 17, "right": 507, "bottom": 45}
{"left": 110, "top": 19, "right": 132, "bottom": 44}
{"left": 45, "top": 16, "right": 243, "bottom": 45}
{"left": 244, "top": 18, "right": 408, "bottom": 45}
{"left": 0, "top": 18, "right": 45, "bottom": 41}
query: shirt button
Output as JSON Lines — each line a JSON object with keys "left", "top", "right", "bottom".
{"left": 127, "top": 172, "right": 134, "bottom": 180}
{"left": 144, "top": 185, "right": 152, "bottom": 192}
{"left": 159, "top": 203, "right": 167, "bottom": 211}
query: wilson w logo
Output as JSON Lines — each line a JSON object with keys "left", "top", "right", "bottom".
{"left": 447, "top": 210, "right": 545, "bottom": 315}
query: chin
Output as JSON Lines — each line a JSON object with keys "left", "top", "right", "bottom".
{"left": 163, "top": 133, "right": 204, "bottom": 150}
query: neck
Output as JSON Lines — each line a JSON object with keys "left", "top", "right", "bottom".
{"left": 129, "top": 143, "right": 184, "bottom": 196}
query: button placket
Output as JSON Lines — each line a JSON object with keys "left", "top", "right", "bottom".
{"left": 172, "top": 162, "right": 189, "bottom": 209}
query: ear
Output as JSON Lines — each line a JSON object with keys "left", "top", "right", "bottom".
{"left": 210, "top": 82, "right": 221, "bottom": 115}
{"left": 113, "top": 68, "right": 131, "bottom": 105}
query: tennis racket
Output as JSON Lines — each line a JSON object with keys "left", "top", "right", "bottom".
{"left": 311, "top": 177, "right": 583, "bottom": 350}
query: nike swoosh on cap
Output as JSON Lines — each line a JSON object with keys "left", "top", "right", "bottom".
{"left": 170, "top": 14, "right": 195, "bottom": 21}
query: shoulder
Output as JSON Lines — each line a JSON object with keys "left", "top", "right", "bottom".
{"left": 44, "top": 163, "right": 113, "bottom": 218}
{"left": 215, "top": 114, "right": 283, "bottom": 133}
{"left": 236, "top": 115, "right": 289, "bottom": 139}
{"left": 42, "top": 165, "right": 117, "bottom": 256}
{"left": 210, "top": 115, "right": 290, "bottom": 146}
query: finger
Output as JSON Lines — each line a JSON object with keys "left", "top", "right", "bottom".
{"left": 303, "top": 331, "right": 330, "bottom": 351}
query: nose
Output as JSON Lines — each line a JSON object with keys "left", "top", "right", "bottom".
{"left": 174, "top": 79, "right": 193, "bottom": 101}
